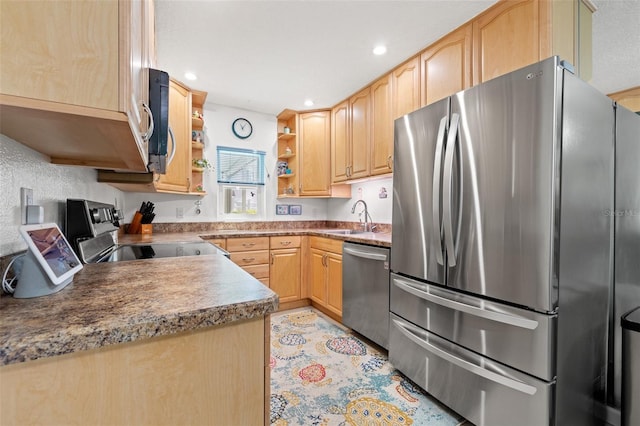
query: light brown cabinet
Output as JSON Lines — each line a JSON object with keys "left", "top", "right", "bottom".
{"left": 609, "top": 86, "right": 640, "bottom": 113}
{"left": 392, "top": 56, "right": 421, "bottom": 120}
{"left": 270, "top": 243, "right": 301, "bottom": 304}
{"left": 349, "top": 88, "right": 372, "bottom": 180}
{"left": 155, "top": 79, "right": 192, "bottom": 192}
{"left": 370, "top": 74, "right": 394, "bottom": 176}
{"left": 299, "top": 111, "right": 332, "bottom": 196}
{"left": 472, "top": 0, "right": 594, "bottom": 86}
{"left": 331, "top": 101, "right": 350, "bottom": 183}
{"left": 227, "top": 237, "right": 270, "bottom": 287}
{"left": 308, "top": 237, "right": 343, "bottom": 319}
{"left": 331, "top": 88, "right": 371, "bottom": 183}
{"left": 420, "top": 24, "right": 472, "bottom": 106}
{"left": 98, "top": 82, "right": 208, "bottom": 195}
{"left": 0, "top": 0, "right": 154, "bottom": 172}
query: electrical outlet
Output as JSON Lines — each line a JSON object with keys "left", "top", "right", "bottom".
{"left": 176, "top": 207, "right": 184, "bottom": 219}
{"left": 20, "top": 188, "right": 33, "bottom": 225}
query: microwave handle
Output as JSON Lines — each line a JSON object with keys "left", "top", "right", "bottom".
{"left": 167, "top": 125, "right": 176, "bottom": 166}
{"left": 140, "top": 102, "right": 155, "bottom": 142}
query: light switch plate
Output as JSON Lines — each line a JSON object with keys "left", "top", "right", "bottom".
{"left": 20, "top": 187, "right": 33, "bottom": 225}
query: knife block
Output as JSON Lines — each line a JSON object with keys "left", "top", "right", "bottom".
{"left": 140, "top": 224, "right": 153, "bottom": 234}
{"left": 127, "top": 212, "right": 143, "bottom": 234}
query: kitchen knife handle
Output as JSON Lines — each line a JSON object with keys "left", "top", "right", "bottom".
{"left": 433, "top": 116, "right": 447, "bottom": 266}
{"left": 443, "top": 113, "right": 459, "bottom": 267}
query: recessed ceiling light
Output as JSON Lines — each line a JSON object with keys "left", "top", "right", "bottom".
{"left": 373, "top": 45, "right": 387, "bottom": 56}
{"left": 304, "top": 99, "right": 314, "bottom": 107}
{"left": 184, "top": 72, "right": 197, "bottom": 81}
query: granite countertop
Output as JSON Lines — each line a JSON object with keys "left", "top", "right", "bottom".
{"left": 118, "top": 228, "right": 392, "bottom": 248}
{"left": 0, "top": 255, "right": 278, "bottom": 366}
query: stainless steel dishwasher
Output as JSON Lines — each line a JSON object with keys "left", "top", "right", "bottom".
{"left": 343, "top": 242, "right": 391, "bottom": 349}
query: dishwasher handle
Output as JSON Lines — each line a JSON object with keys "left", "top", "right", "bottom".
{"left": 343, "top": 246, "right": 387, "bottom": 261}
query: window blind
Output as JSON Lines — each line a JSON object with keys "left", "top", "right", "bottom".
{"left": 216, "top": 146, "right": 265, "bottom": 185}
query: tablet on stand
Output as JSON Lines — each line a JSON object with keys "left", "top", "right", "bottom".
{"left": 16, "top": 223, "right": 83, "bottom": 298}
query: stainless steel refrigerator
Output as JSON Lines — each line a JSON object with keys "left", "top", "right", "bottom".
{"left": 390, "top": 57, "right": 618, "bottom": 426}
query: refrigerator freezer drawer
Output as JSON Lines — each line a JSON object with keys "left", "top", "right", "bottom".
{"left": 390, "top": 274, "right": 557, "bottom": 381}
{"left": 390, "top": 314, "right": 554, "bottom": 426}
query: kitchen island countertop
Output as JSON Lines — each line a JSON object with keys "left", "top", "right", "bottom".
{"left": 0, "top": 254, "right": 278, "bottom": 366}
{"left": 118, "top": 228, "right": 392, "bottom": 248}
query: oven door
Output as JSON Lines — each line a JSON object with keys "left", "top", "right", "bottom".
{"left": 389, "top": 313, "right": 555, "bottom": 426}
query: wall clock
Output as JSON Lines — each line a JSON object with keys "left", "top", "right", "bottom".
{"left": 232, "top": 117, "right": 253, "bottom": 139}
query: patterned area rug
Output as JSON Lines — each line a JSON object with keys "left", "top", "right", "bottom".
{"left": 270, "top": 309, "right": 465, "bottom": 425}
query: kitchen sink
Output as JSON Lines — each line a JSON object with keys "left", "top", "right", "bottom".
{"left": 321, "top": 229, "right": 368, "bottom": 235}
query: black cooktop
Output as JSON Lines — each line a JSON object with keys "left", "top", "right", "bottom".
{"left": 97, "top": 242, "right": 228, "bottom": 263}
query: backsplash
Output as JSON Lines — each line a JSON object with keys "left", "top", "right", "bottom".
{"left": 125, "top": 220, "right": 391, "bottom": 234}
{"left": 0, "top": 135, "right": 124, "bottom": 256}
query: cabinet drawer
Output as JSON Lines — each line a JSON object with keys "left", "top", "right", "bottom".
{"left": 226, "top": 237, "right": 270, "bottom": 252}
{"left": 389, "top": 313, "right": 553, "bottom": 426}
{"left": 309, "top": 236, "right": 343, "bottom": 254}
{"left": 230, "top": 250, "right": 269, "bottom": 266}
{"left": 242, "top": 264, "right": 270, "bottom": 279}
{"left": 204, "top": 238, "right": 226, "bottom": 250}
{"left": 270, "top": 235, "right": 301, "bottom": 249}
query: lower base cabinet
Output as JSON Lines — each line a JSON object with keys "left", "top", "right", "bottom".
{"left": 0, "top": 318, "right": 268, "bottom": 425}
{"left": 309, "top": 237, "right": 343, "bottom": 318}
{"left": 270, "top": 247, "right": 301, "bottom": 303}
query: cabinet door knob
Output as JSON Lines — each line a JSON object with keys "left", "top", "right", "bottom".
{"left": 271, "top": 253, "right": 274, "bottom": 264}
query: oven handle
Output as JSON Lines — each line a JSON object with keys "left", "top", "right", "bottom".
{"left": 392, "top": 277, "right": 538, "bottom": 330}
{"left": 343, "top": 247, "right": 387, "bottom": 262}
{"left": 392, "top": 317, "right": 538, "bottom": 395}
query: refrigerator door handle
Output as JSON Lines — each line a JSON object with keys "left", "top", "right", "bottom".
{"left": 343, "top": 247, "right": 387, "bottom": 261}
{"left": 443, "top": 113, "right": 459, "bottom": 267}
{"left": 392, "top": 277, "right": 539, "bottom": 330}
{"left": 432, "top": 116, "right": 447, "bottom": 266}
{"left": 392, "top": 317, "right": 538, "bottom": 395}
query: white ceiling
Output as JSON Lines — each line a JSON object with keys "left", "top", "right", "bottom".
{"left": 155, "top": 0, "right": 640, "bottom": 116}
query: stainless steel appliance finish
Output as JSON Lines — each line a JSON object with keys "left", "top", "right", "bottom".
{"left": 612, "top": 106, "right": 640, "bottom": 408}
{"left": 391, "top": 57, "right": 615, "bottom": 426}
{"left": 342, "top": 242, "right": 390, "bottom": 349}
{"left": 390, "top": 314, "right": 554, "bottom": 426}
{"left": 390, "top": 273, "right": 557, "bottom": 381}
{"left": 622, "top": 307, "right": 640, "bottom": 426}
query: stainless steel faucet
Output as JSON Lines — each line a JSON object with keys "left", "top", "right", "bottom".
{"left": 351, "top": 200, "right": 375, "bottom": 232}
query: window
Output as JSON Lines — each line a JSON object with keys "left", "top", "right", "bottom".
{"left": 217, "top": 147, "right": 266, "bottom": 220}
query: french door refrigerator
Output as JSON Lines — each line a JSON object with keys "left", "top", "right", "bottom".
{"left": 390, "top": 57, "right": 615, "bottom": 426}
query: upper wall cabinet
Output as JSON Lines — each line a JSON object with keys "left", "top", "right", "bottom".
{"left": 331, "top": 101, "right": 350, "bottom": 183}
{"left": 609, "top": 86, "right": 640, "bottom": 113}
{"left": 0, "top": 0, "right": 155, "bottom": 172}
{"left": 370, "top": 74, "right": 393, "bottom": 176}
{"left": 473, "top": 0, "right": 594, "bottom": 85}
{"left": 421, "top": 24, "right": 472, "bottom": 106}
{"left": 280, "top": 109, "right": 351, "bottom": 198}
{"left": 349, "top": 87, "right": 371, "bottom": 180}
{"left": 392, "top": 56, "right": 421, "bottom": 120}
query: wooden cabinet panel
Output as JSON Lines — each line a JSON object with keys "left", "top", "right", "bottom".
{"left": 0, "top": 0, "right": 151, "bottom": 172}
{"left": 349, "top": 87, "right": 371, "bottom": 179}
{"left": 392, "top": 56, "right": 421, "bottom": 120}
{"left": 309, "top": 248, "right": 327, "bottom": 305}
{"left": 242, "top": 264, "right": 270, "bottom": 279}
{"left": 0, "top": 319, "right": 266, "bottom": 426}
{"left": 270, "top": 236, "right": 301, "bottom": 249}
{"left": 331, "top": 101, "right": 350, "bottom": 183}
{"left": 226, "top": 237, "right": 270, "bottom": 252}
{"left": 308, "top": 237, "right": 343, "bottom": 319}
{"left": 299, "top": 111, "right": 331, "bottom": 196}
{"left": 325, "top": 252, "right": 343, "bottom": 317}
{"left": 206, "top": 239, "right": 226, "bottom": 250}
{"left": 230, "top": 250, "right": 270, "bottom": 267}
{"left": 420, "top": 24, "right": 472, "bottom": 106}
{"left": 156, "top": 79, "right": 191, "bottom": 192}
{"left": 609, "top": 86, "right": 640, "bottom": 113}
{"left": 370, "top": 74, "right": 394, "bottom": 176}
{"left": 270, "top": 248, "right": 301, "bottom": 304}
{"left": 0, "top": 1, "right": 119, "bottom": 110}
{"left": 472, "top": 0, "right": 542, "bottom": 85}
